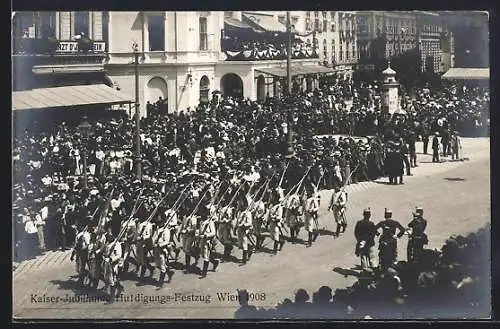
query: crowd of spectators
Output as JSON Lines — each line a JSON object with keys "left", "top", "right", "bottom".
{"left": 234, "top": 225, "right": 490, "bottom": 319}
{"left": 12, "top": 79, "right": 489, "bottom": 263}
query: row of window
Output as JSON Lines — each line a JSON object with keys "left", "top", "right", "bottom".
{"left": 147, "top": 15, "right": 208, "bottom": 51}
{"left": 305, "top": 11, "right": 355, "bottom": 33}
{"left": 15, "top": 12, "right": 100, "bottom": 39}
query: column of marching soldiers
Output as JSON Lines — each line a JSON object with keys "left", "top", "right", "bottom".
{"left": 71, "top": 161, "right": 428, "bottom": 303}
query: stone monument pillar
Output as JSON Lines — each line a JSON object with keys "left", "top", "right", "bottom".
{"left": 381, "top": 61, "right": 399, "bottom": 114}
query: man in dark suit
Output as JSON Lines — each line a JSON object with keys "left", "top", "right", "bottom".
{"left": 432, "top": 133, "right": 440, "bottom": 163}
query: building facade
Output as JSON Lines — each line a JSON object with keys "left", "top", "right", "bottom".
{"left": 356, "top": 11, "right": 418, "bottom": 60}
{"left": 12, "top": 11, "right": 109, "bottom": 91}
{"left": 416, "top": 11, "right": 453, "bottom": 74}
{"left": 105, "top": 11, "right": 333, "bottom": 117}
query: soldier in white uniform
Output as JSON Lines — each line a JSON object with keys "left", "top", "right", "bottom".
{"left": 251, "top": 197, "right": 267, "bottom": 251}
{"left": 198, "top": 214, "right": 219, "bottom": 277}
{"left": 163, "top": 207, "right": 181, "bottom": 260}
{"left": 152, "top": 217, "right": 175, "bottom": 287}
{"left": 285, "top": 193, "right": 303, "bottom": 243}
{"left": 304, "top": 190, "right": 320, "bottom": 247}
{"left": 329, "top": 186, "right": 348, "bottom": 237}
{"left": 180, "top": 214, "right": 198, "bottom": 273}
{"left": 217, "top": 201, "right": 235, "bottom": 262}
{"left": 120, "top": 217, "right": 138, "bottom": 274}
{"left": 102, "top": 233, "right": 123, "bottom": 302}
{"left": 135, "top": 218, "right": 155, "bottom": 282}
{"left": 88, "top": 228, "right": 106, "bottom": 289}
{"left": 235, "top": 199, "right": 254, "bottom": 264}
{"left": 268, "top": 191, "right": 286, "bottom": 254}
{"left": 71, "top": 228, "right": 91, "bottom": 284}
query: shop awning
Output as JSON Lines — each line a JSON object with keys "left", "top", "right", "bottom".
{"left": 256, "top": 65, "right": 334, "bottom": 78}
{"left": 441, "top": 68, "right": 489, "bottom": 80}
{"left": 224, "top": 17, "right": 254, "bottom": 30}
{"left": 12, "top": 84, "right": 134, "bottom": 111}
{"left": 242, "top": 12, "right": 287, "bottom": 33}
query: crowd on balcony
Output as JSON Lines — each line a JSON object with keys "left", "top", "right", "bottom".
{"left": 12, "top": 79, "right": 488, "bottom": 262}
{"left": 222, "top": 35, "right": 318, "bottom": 61}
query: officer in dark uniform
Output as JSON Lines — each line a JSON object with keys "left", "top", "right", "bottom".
{"left": 432, "top": 132, "right": 440, "bottom": 163}
{"left": 407, "top": 207, "right": 428, "bottom": 263}
{"left": 400, "top": 138, "right": 412, "bottom": 176}
{"left": 375, "top": 209, "right": 405, "bottom": 271}
{"left": 354, "top": 208, "right": 378, "bottom": 270}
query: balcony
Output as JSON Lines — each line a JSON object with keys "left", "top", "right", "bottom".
{"left": 12, "top": 38, "right": 107, "bottom": 56}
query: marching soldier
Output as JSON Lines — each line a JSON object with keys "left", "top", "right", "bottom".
{"left": 235, "top": 198, "right": 254, "bottom": 264}
{"left": 180, "top": 213, "right": 198, "bottom": 273}
{"left": 87, "top": 228, "right": 106, "bottom": 289}
{"left": 406, "top": 207, "right": 428, "bottom": 263}
{"left": 163, "top": 205, "right": 181, "bottom": 260}
{"left": 285, "top": 192, "right": 302, "bottom": 243}
{"left": 152, "top": 216, "right": 175, "bottom": 287}
{"left": 251, "top": 195, "right": 268, "bottom": 251}
{"left": 102, "top": 233, "right": 124, "bottom": 302}
{"left": 304, "top": 189, "right": 320, "bottom": 247}
{"left": 135, "top": 217, "right": 155, "bottom": 283}
{"left": 198, "top": 213, "right": 219, "bottom": 278}
{"left": 375, "top": 209, "right": 406, "bottom": 271}
{"left": 71, "top": 227, "right": 91, "bottom": 285}
{"left": 354, "top": 208, "right": 378, "bottom": 270}
{"left": 218, "top": 197, "right": 235, "bottom": 262}
{"left": 268, "top": 191, "right": 286, "bottom": 254}
{"left": 120, "top": 216, "right": 138, "bottom": 274}
{"left": 329, "top": 186, "right": 348, "bottom": 237}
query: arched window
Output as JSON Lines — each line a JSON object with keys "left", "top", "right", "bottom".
{"left": 199, "top": 75, "right": 210, "bottom": 104}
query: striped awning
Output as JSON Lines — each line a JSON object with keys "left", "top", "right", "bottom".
{"left": 12, "top": 84, "right": 134, "bottom": 111}
{"left": 256, "top": 65, "right": 334, "bottom": 78}
{"left": 242, "top": 12, "right": 287, "bottom": 33}
{"left": 441, "top": 68, "right": 489, "bottom": 80}
{"left": 224, "top": 17, "right": 254, "bottom": 30}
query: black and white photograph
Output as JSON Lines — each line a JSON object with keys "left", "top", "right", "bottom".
{"left": 11, "top": 10, "right": 490, "bottom": 320}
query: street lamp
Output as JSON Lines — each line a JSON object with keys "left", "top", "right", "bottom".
{"left": 132, "top": 42, "right": 142, "bottom": 180}
{"left": 78, "top": 116, "right": 92, "bottom": 189}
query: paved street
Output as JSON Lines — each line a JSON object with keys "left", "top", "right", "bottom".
{"left": 13, "top": 138, "right": 490, "bottom": 319}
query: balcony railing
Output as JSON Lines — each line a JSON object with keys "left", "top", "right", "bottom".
{"left": 12, "top": 38, "right": 107, "bottom": 55}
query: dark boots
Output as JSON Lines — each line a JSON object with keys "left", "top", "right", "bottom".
{"left": 335, "top": 224, "right": 342, "bottom": 237}
{"left": 184, "top": 255, "right": 191, "bottom": 273}
{"left": 312, "top": 231, "right": 319, "bottom": 242}
{"left": 279, "top": 239, "right": 286, "bottom": 251}
{"left": 341, "top": 223, "right": 347, "bottom": 233}
{"left": 174, "top": 248, "right": 180, "bottom": 261}
{"left": 109, "top": 285, "right": 117, "bottom": 303}
{"left": 158, "top": 272, "right": 166, "bottom": 287}
{"left": 307, "top": 232, "right": 313, "bottom": 247}
{"left": 273, "top": 241, "right": 279, "bottom": 254}
{"left": 211, "top": 258, "right": 220, "bottom": 271}
{"left": 139, "top": 266, "right": 147, "bottom": 281}
{"left": 241, "top": 251, "right": 248, "bottom": 265}
{"left": 200, "top": 261, "right": 209, "bottom": 278}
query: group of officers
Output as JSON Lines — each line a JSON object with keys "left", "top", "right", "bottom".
{"left": 69, "top": 162, "right": 428, "bottom": 302}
